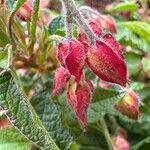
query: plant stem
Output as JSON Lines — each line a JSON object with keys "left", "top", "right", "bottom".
{"left": 62, "top": 0, "right": 96, "bottom": 44}
{"left": 100, "top": 117, "right": 117, "bottom": 150}
{"left": 29, "top": 0, "right": 40, "bottom": 47}
{"left": 62, "top": 1, "right": 73, "bottom": 39}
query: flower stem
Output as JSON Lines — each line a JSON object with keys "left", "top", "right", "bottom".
{"left": 62, "top": 0, "right": 96, "bottom": 44}
{"left": 29, "top": 0, "right": 40, "bottom": 49}
{"left": 100, "top": 117, "right": 117, "bottom": 150}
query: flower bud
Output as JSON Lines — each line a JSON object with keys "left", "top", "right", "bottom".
{"left": 86, "top": 41, "right": 127, "bottom": 86}
{"left": 53, "top": 67, "right": 70, "bottom": 96}
{"left": 57, "top": 39, "right": 85, "bottom": 82}
{"left": 115, "top": 90, "right": 139, "bottom": 119}
{"left": 17, "top": 2, "right": 32, "bottom": 21}
{"left": 67, "top": 78, "right": 93, "bottom": 128}
{"left": 78, "top": 18, "right": 103, "bottom": 44}
{"left": 96, "top": 15, "right": 116, "bottom": 33}
{"left": 113, "top": 130, "right": 130, "bottom": 150}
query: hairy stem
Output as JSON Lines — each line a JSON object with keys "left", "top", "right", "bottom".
{"left": 29, "top": 0, "right": 40, "bottom": 46}
{"left": 62, "top": 0, "right": 96, "bottom": 43}
{"left": 7, "top": 13, "right": 16, "bottom": 50}
{"left": 100, "top": 117, "right": 117, "bottom": 150}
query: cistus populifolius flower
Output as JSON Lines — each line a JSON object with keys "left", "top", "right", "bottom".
{"left": 114, "top": 89, "right": 139, "bottom": 120}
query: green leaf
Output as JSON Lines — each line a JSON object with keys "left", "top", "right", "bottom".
{"left": 142, "top": 58, "right": 150, "bottom": 73}
{"left": 6, "top": 0, "right": 25, "bottom": 12}
{"left": 87, "top": 88, "right": 124, "bottom": 123}
{"left": 31, "top": 90, "right": 74, "bottom": 150}
{"left": 0, "top": 70, "right": 59, "bottom": 150}
{"left": 131, "top": 137, "right": 150, "bottom": 150}
{"left": 0, "top": 44, "right": 12, "bottom": 69}
{"left": 116, "top": 27, "right": 150, "bottom": 52}
{"left": 0, "top": 128, "right": 30, "bottom": 150}
{"left": 48, "top": 15, "right": 65, "bottom": 35}
{"left": 119, "top": 22, "right": 150, "bottom": 43}
{"left": 0, "top": 29, "right": 10, "bottom": 47}
{"left": 125, "top": 52, "right": 142, "bottom": 76}
{"left": 109, "top": 2, "right": 138, "bottom": 12}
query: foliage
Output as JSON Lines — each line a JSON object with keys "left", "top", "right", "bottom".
{"left": 0, "top": 0, "right": 150, "bottom": 150}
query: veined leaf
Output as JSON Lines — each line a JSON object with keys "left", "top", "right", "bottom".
{"left": 131, "top": 137, "right": 150, "bottom": 150}
{"left": 31, "top": 90, "right": 74, "bottom": 150}
{"left": 6, "top": 0, "right": 25, "bottom": 12}
{"left": 0, "top": 70, "right": 59, "bottom": 150}
{"left": 87, "top": 88, "right": 124, "bottom": 123}
{"left": 118, "top": 22, "right": 150, "bottom": 43}
{"left": 48, "top": 15, "right": 65, "bottom": 35}
{"left": 0, "top": 128, "right": 30, "bottom": 150}
{"left": 109, "top": 2, "right": 138, "bottom": 12}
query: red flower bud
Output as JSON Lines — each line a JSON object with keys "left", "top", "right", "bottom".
{"left": 67, "top": 78, "right": 93, "bottom": 128}
{"left": 57, "top": 39, "right": 85, "bottom": 82}
{"left": 102, "top": 33, "right": 123, "bottom": 59}
{"left": 113, "top": 130, "right": 130, "bottom": 150}
{"left": 78, "top": 18, "right": 103, "bottom": 44}
{"left": 115, "top": 90, "right": 139, "bottom": 119}
{"left": 96, "top": 15, "right": 116, "bottom": 33}
{"left": 53, "top": 67, "right": 70, "bottom": 96}
{"left": 17, "top": 2, "right": 32, "bottom": 21}
{"left": 86, "top": 41, "right": 127, "bottom": 86}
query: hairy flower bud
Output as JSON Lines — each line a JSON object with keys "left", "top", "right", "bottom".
{"left": 78, "top": 18, "right": 103, "bottom": 44}
{"left": 67, "top": 78, "right": 93, "bottom": 128}
{"left": 53, "top": 67, "right": 70, "bottom": 96}
{"left": 115, "top": 90, "right": 139, "bottom": 119}
{"left": 95, "top": 15, "right": 116, "bottom": 33}
{"left": 17, "top": 2, "right": 32, "bottom": 21}
{"left": 57, "top": 39, "right": 85, "bottom": 82}
{"left": 86, "top": 41, "right": 127, "bottom": 86}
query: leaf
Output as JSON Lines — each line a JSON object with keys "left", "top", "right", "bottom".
{"left": 109, "top": 2, "right": 138, "bottom": 12}
{"left": 116, "top": 27, "right": 150, "bottom": 52}
{"left": 131, "top": 137, "right": 150, "bottom": 150}
{"left": 0, "top": 128, "right": 30, "bottom": 150}
{"left": 6, "top": 0, "right": 25, "bottom": 12}
{"left": 0, "top": 29, "right": 10, "bottom": 47}
{"left": 31, "top": 90, "right": 74, "bottom": 150}
{"left": 48, "top": 15, "right": 65, "bottom": 35}
{"left": 119, "top": 22, "right": 150, "bottom": 43}
{"left": 125, "top": 52, "right": 142, "bottom": 76}
{"left": 87, "top": 88, "right": 124, "bottom": 123}
{"left": 0, "top": 70, "right": 59, "bottom": 150}
{"left": 142, "top": 58, "right": 150, "bottom": 73}
{"left": 0, "top": 44, "right": 13, "bottom": 69}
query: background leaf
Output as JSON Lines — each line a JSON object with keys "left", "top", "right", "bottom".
{"left": 31, "top": 90, "right": 74, "bottom": 150}
{"left": 109, "top": 2, "right": 138, "bottom": 12}
{"left": 0, "top": 128, "right": 30, "bottom": 150}
{"left": 0, "top": 70, "right": 59, "bottom": 150}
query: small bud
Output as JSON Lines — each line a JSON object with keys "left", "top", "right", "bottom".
{"left": 78, "top": 18, "right": 103, "bottom": 44}
{"left": 115, "top": 90, "right": 139, "bottom": 119}
{"left": 86, "top": 41, "right": 127, "bottom": 86}
{"left": 17, "top": 2, "right": 32, "bottom": 21}
{"left": 102, "top": 33, "right": 123, "bottom": 59}
{"left": 113, "top": 130, "right": 130, "bottom": 150}
{"left": 67, "top": 78, "right": 93, "bottom": 128}
{"left": 96, "top": 15, "right": 116, "bottom": 33}
{"left": 57, "top": 39, "right": 85, "bottom": 82}
{"left": 53, "top": 67, "right": 70, "bottom": 96}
